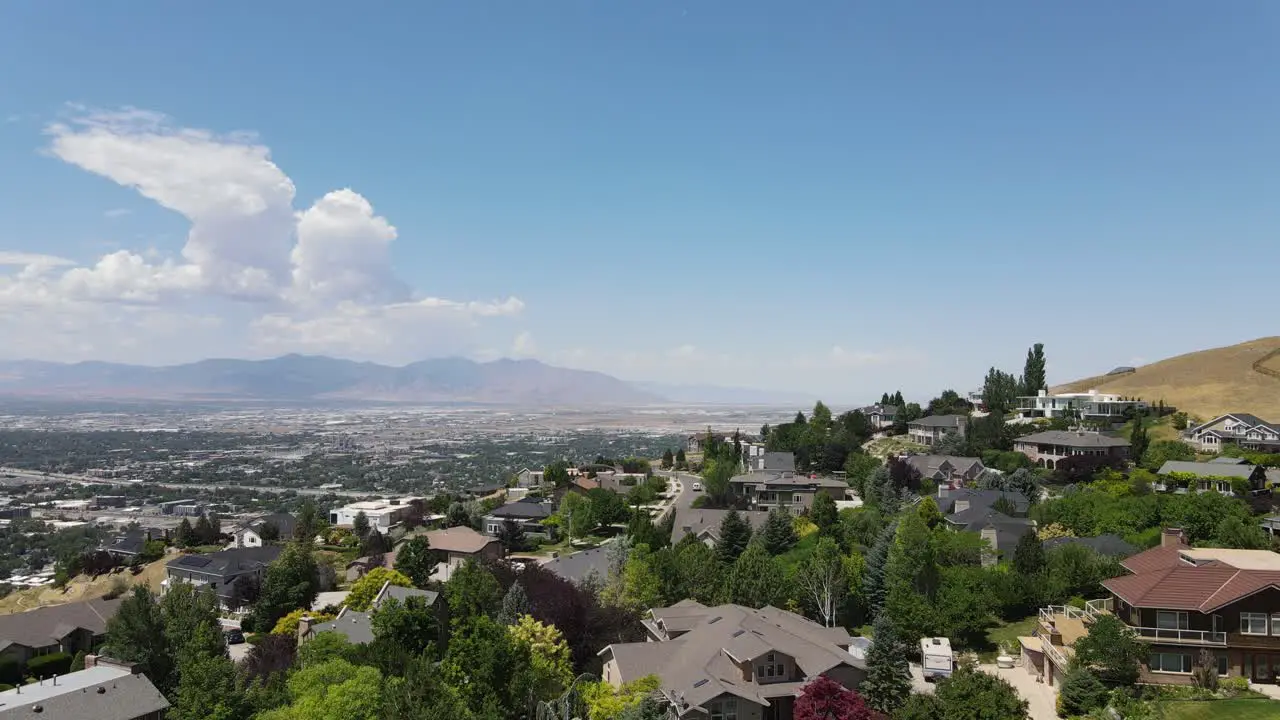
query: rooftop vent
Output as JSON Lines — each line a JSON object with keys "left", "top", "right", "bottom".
{"left": 693, "top": 679, "right": 709, "bottom": 688}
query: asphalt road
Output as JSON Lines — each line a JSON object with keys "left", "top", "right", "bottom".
{"left": 1, "top": 467, "right": 372, "bottom": 497}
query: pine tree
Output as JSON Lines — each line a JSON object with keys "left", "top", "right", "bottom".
{"left": 675, "top": 448, "right": 687, "bottom": 469}
{"left": 810, "top": 493, "right": 838, "bottom": 536}
{"left": 1012, "top": 528, "right": 1046, "bottom": 576}
{"left": 715, "top": 510, "right": 753, "bottom": 564}
{"left": 1130, "top": 414, "right": 1150, "bottom": 464}
{"left": 861, "top": 613, "right": 912, "bottom": 715}
{"left": 761, "top": 507, "right": 798, "bottom": 555}
{"left": 353, "top": 510, "right": 371, "bottom": 538}
{"left": 661, "top": 449, "right": 674, "bottom": 470}
{"left": 862, "top": 523, "right": 896, "bottom": 619}
{"left": 175, "top": 518, "right": 196, "bottom": 548}
{"left": 498, "top": 581, "right": 533, "bottom": 625}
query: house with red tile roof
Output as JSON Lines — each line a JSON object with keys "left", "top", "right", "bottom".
{"left": 1024, "top": 528, "right": 1280, "bottom": 688}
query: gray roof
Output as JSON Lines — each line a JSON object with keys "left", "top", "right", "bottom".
{"left": 761, "top": 453, "right": 796, "bottom": 472}
{"left": 904, "top": 455, "right": 983, "bottom": 478}
{"left": 166, "top": 545, "right": 282, "bottom": 579}
{"left": 1209, "top": 456, "right": 1251, "bottom": 465}
{"left": 910, "top": 414, "right": 967, "bottom": 428}
{"left": 375, "top": 583, "right": 438, "bottom": 608}
{"left": 249, "top": 512, "right": 297, "bottom": 538}
{"left": 543, "top": 546, "right": 614, "bottom": 584}
{"left": 606, "top": 604, "right": 857, "bottom": 711}
{"left": 1043, "top": 534, "right": 1138, "bottom": 558}
{"left": 310, "top": 607, "right": 375, "bottom": 644}
{"left": 671, "top": 508, "right": 770, "bottom": 545}
{"left": 0, "top": 598, "right": 121, "bottom": 651}
{"left": 937, "top": 488, "right": 1030, "bottom": 516}
{"left": 489, "top": 499, "right": 554, "bottom": 520}
{"left": 1191, "top": 413, "right": 1280, "bottom": 434}
{"left": 1157, "top": 461, "right": 1262, "bottom": 479}
{"left": 1015, "top": 431, "right": 1130, "bottom": 448}
{"left": 0, "top": 666, "right": 169, "bottom": 720}
{"left": 729, "top": 470, "right": 846, "bottom": 489}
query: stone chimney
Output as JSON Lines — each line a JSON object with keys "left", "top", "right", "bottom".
{"left": 1161, "top": 528, "right": 1187, "bottom": 548}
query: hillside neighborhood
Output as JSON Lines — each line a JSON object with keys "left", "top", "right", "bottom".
{"left": 0, "top": 343, "right": 1280, "bottom": 720}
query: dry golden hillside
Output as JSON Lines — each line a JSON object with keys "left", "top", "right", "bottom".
{"left": 1053, "top": 336, "right": 1280, "bottom": 421}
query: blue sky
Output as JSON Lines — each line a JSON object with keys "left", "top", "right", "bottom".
{"left": 1, "top": 1, "right": 1277, "bottom": 402}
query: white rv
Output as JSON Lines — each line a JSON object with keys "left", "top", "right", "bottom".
{"left": 919, "top": 637, "right": 954, "bottom": 681}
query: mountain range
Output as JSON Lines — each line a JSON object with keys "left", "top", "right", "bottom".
{"left": 0, "top": 355, "right": 795, "bottom": 407}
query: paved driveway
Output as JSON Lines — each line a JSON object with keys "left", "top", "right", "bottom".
{"left": 979, "top": 663, "right": 1056, "bottom": 720}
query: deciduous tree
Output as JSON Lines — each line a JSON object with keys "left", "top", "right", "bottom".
{"left": 795, "top": 537, "right": 847, "bottom": 627}
{"left": 794, "top": 675, "right": 872, "bottom": 720}
{"left": 934, "top": 663, "right": 1028, "bottom": 719}
{"left": 394, "top": 536, "right": 434, "bottom": 588}
{"left": 722, "top": 538, "right": 785, "bottom": 608}
{"left": 1071, "top": 614, "right": 1145, "bottom": 686}
{"left": 105, "top": 586, "right": 175, "bottom": 694}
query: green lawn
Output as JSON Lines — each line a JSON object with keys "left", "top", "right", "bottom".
{"left": 1158, "top": 698, "right": 1280, "bottom": 719}
{"left": 975, "top": 615, "right": 1040, "bottom": 662}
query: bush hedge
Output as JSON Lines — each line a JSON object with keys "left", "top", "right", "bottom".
{"left": 26, "top": 652, "right": 73, "bottom": 678}
{"left": 0, "top": 659, "right": 21, "bottom": 686}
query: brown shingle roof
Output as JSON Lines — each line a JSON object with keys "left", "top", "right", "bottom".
{"left": 421, "top": 526, "right": 500, "bottom": 554}
{"left": 1119, "top": 543, "right": 1191, "bottom": 574}
{"left": 1105, "top": 563, "right": 1280, "bottom": 612}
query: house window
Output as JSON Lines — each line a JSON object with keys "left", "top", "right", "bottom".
{"left": 766, "top": 665, "right": 774, "bottom": 677}
{"left": 707, "top": 698, "right": 737, "bottom": 720}
{"left": 1156, "top": 611, "right": 1189, "bottom": 630}
{"left": 486, "top": 524, "right": 500, "bottom": 534}
{"left": 766, "top": 653, "right": 774, "bottom": 663}
{"left": 1149, "top": 652, "right": 1192, "bottom": 674}
{"left": 1271, "top": 614, "right": 1280, "bottom": 636}
{"left": 1242, "top": 613, "right": 1269, "bottom": 635}
{"left": 793, "top": 495, "right": 802, "bottom": 504}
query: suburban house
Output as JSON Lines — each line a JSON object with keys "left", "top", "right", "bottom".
{"left": 482, "top": 498, "right": 555, "bottom": 539}
{"left": 907, "top": 415, "right": 968, "bottom": 447}
{"left": 743, "top": 442, "right": 768, "bottom": 470}
{"left": 600, "top": 601, "right": 865, "bottom": 720}
{"left": 1016, "top": 390, "right": 1148, "bottom": 422}
{"left": 232, "top": 512, "right": 297, "bottom": 547}
{"left": 902, "top": 455, "right": 985, "bottom": 487}
{"left": 420, "top": 525, "right": 503, "bottom": 581}
{"left": 0, "top": 656, "right": 169, "bottom": 720}
{"left": 671, "top": 508, "right": 770, "bottom": 546}
{"left": 98, "top": 531, "right": 151, "bottom": 561}
{"left": 937, "top": 487, "right": 1035, "bottom": 566}
{"left": 1012, "top": 430, "right": 1131, "bottom": 469}
{"left": 299, "top": 581, "right": 438, "bottom": 645}
{"left": 1027, "top": 529, "right": 1280, "bottom": 687}
{"left": 0, "top": 598, "right": 121, "bottom": 670}
{"left": 1185, "top": 413, "right": 1280, "bottom": 454}
{"left": 728, "top": 469, "right": 847, "bottom": 515}
{"left": 162, "top": 546, "right": 282, "bottom": 610}
{"left": 328, "top": 498, "right": 423, "bottom": 532}
{"left": 858, "top": 404, "right": 899, "bottom": 430}
{"left": 1154, "top": 460, "right": 1268, "bottom": 496}
{"left": 515, "top": 468, "right": 545, "bottom": 488}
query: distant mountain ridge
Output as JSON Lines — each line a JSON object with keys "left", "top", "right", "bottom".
{"left": 0, "top": 354, "right": 662, "bottom": 406}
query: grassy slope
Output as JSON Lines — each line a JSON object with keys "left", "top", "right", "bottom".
{"left": 0, "top": 559, "right": 168, "bottom": 615}
{"left": 1053, "top": 336, "right": 1280, "bottom": 420}
{"left": 1158, "top": 698, "right": 1280, "bottom": 719}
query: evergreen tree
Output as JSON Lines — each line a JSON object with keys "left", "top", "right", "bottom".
{"left": 295, "top": 499, "right": 323, "bottom": 541}
{"left": 393, "top": 536, "right": 434, "bottom": 589}
{"left": 175, "top": 518, "right": 196, "bottom": 547}
{"left": 1021, "top": 343, "right": 1048, "bottom": 396}
{"left": 496, "top": 520, "right": 527, "bottom": 553}
{"left": 675, "top": 448, "right": 687, "bottom": 468}
{"left": 498, "top": 581, "right": 534, "bottom": 626}
{"left": 714, "top": 510, "right": 753, "bottom": 564}
{"left": 722, "top": 538, "right": 785, "bottom": 608}
{"left": 1130, "top": 414, "right": 1150, "bottom": 464}
{"left": 860, "top": 613, "right": 911, "bottom": 715}
{"left": 660, "top": 449, "right": 674, "bottom": 470}
{"left": 1059, "top": 667, "right": 1109, "bottom": 717}
{"left": 810, "top": 493, "right": 838, "bottom": 536}
{"left": 1012, "top": 528, "right": 1046, "bottom": 576}
{"left": 353, "top": 510, "right": 371, "bottom": 538}
{"left": 761, "top": 507, "right": 798, "bottom": 555}
{"left": 862, "top": 523, "right": 896, "bottom": 619}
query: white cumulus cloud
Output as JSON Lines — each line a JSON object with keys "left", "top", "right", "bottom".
{"left": 0, "top": 107, "right": 522, "bottom": 363}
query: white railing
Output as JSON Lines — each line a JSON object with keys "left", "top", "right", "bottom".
{"left": 1133, "top": 627, "right": 1226, "bottom": 645}
{"left": 1043, "top": 638, "right": 1069, "bottom": 669}
{"left": 1084, "top": 598, "right": 1111, "bottom": 620}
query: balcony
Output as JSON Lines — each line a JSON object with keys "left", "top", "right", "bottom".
{"left": 1132, "top": 627, "right": 1227, "bottom": 646}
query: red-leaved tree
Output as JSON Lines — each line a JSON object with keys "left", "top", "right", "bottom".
{"left": 794, "top": 675, "right": 874, "bottom": 720}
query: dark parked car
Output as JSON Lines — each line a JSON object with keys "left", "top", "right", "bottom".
{"left": 223, "top": 628, "right": 245, "bottom": 645}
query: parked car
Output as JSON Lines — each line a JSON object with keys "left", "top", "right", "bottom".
{"left": 223, "top": 628, "right": 245, "bottom": 645}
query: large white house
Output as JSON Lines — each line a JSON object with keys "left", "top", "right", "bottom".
{"left": 1016, "top": 389, "right": 1148, "bottom": 422}
{"left": 328, "top": 498, "right": 423, "bottom": 531}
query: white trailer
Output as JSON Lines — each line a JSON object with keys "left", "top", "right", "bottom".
{"left": 920, "top": 637, "right": 954, "bottom": 681}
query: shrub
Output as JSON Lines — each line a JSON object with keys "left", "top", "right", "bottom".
{"left": 245, "top": 633, "right": 266, "bottom": 646}
{"left": 0, "top": 659, "right": 21, "bottom": 686}
{"left": 103, "top": 576, "right": 129, "bottom": 600}
{"left": 1220, "top": 676, "right": 1250, "bottom": 695}
{"left": 271, "top": 608, "right": 334, "bottom": 636}
{"left": 1060, "top": 666, "right": 1109, "bottom": 716}
{"left": 26, "top": 652, "right": 72, "bottom": 678}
